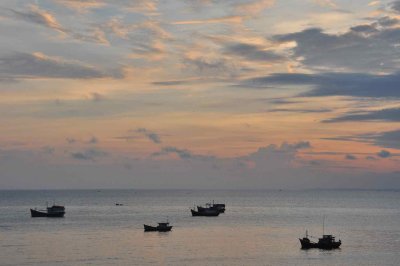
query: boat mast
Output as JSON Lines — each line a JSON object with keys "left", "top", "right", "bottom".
{"left": 323, "top": 215, "right": 325, "bottom": 235}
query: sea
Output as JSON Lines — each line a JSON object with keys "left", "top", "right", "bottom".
{"left": 0, "top": 189, "right": 399, "bottom": 266}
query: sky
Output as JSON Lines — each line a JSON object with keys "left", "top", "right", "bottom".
{"left": 0, "top": 0, "right": 400, "bottom": 189}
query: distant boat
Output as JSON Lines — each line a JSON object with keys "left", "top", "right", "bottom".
{"left": 197, "top": 201, "right": 225, "bottom": 213}
{"left": 144, "top": 222, "right": 173, "bottom": 232}
{"left": 191, "top": 207, "right": 220, "bottom": 216}
{"left": 30, "top": 204, "right": 65, "bottom": 218}
{"left": 299, "top": 216, "right": 341, "bottom": 249}
{"left": 115, "top": 203, "right": 123, "bottom": 206}
{"left": 299, "top": 232, "right": 341, "bottom": 249}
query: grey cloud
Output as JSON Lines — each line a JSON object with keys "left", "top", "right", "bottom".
{"left": 66, "top": 138, "right": 76, "bottom": 144}
{"left": 329, "top": 129, "right": 400, "bottom": 150}
{"left": 7, "top": 6, "right": 63, "bottom": 31}
{"left": 323, "top": 108, "right": 400, "bottom": 123}
{"left": 390, "top": 1, "right": 400, "bottom": 12}
{"left": 350, "top": 24, "right": 378, "bottom": 34}
{"left": 377, "top": 16, "right": 399, "bottom": 27}
{"left": 0, "top": 52, "right": 109, "bottom": 79}
{"left": 7, "top": 5, "right": 109, "bottom": 45}
{"left": 224, "top": 42, "right": 284, "bottom": 62}
{"left": 152, "top": 80, "right": 188, "bottom": 86}
{"left": 282, "top": 141, "right": 311, "bottom": 150}
{"left": 345, "top": 154, "right": 357, "bottom": 160}
{"left": 360, "top": 130, "right": 400, "bottom": 150}
{"left": 183, "top": 57, "right": 237, "bottom": 77}
{"left": 87, "top": 136, "right": 99, "bottom": 144}
{"left": 272, "top": 23, "right": 400, "bottom": 72}
{"left": 136, "top": 128, "right": 161, "bottom": 144}
{"left": 41, "top": 146, "right": 55, "bottom": 154}
{"left": 152, "top": 146, "right": 215, "bottom": 160}
{"left": 268, "top": 108, "right": 331, "bottom": 113}
{"left": 377, "top": 150, "right": 391, "bottom": 158}
{"left": 251, "top": 141, "right": 311, "bottom": 154}
{"left": 71, "top": 148, "right": 107, "bottom": 161}
{"left": 244, "top": 72, "right": 400, "bottom": 98}
{"left": 89, "top": 92, "right": 105, "bottom": 102}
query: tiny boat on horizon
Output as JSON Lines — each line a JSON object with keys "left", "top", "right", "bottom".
{"left": 30, "top": 203, "right": 65, "bottom": 218}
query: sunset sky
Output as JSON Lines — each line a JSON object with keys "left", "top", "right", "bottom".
{"left": 1, "top": 0, "right": 400, "bottom": 189}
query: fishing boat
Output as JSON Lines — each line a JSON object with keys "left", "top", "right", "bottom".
{"left": 197, "top": 201, "right": 225, "bottom": 213}
{"left": 144, "top": 222, "right": 173, "bottom": 232}
{"left": 191, "top": 207, "right": 220, "bottom": 216}
{"left": 299, "top": 232, "right": 341, "bottom": 249}
{"left": 299, "top": 217, "right": 341, "bottom": 249}
{"left": 30, "top": 203, "right": 65, "bottom": 218}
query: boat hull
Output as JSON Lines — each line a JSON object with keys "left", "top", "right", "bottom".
{"left": 144, "top": 224, "right": 172, "bottom": 232}
{"left": 197, "top": 206, "right": 225, "bottom": 213}
{"left": 191, "top": 209, "right": 220, "bottom": 216}
{"left": 30, "top": 209, "right": 65, "bottom": 218}
{"left": 299, "top": 238, "right": 341, "bottom": 249}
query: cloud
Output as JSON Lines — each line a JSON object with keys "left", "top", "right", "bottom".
{"left": 223, "top": 42, "right": 284, "bottom": 62}
{"left": 7, "top": 5, "right": 109, "bottom": 45}
{"left": 377, "top": 16, "right": 399, "bottom": 27}
{"left": 327, "top": 129, "right": 400, "bottom": 150}
{"left": 272, "top": 22, "right": 400, "bottom": 73}
{"left": 152, "top": 80, "right": 188, "bottom": 86}
{"left": 280, "top": 141, "right": 312, "bottom": 151}
{"left": 7, "top": 5, "right": 63, "bottom": 32}
{"left": 66, "top": 138, "right": 76, "bottom": 144}
{"left": 268, "top": 108, "right": 331, "bottom": 113}
{"left": 234, "top": 0, "right": 275, "bottom": 16}
{"left": 172, "top": 15, "right": 243, "bottom": 25}
{"left": 323, "top": 107, "right": 400, "bottom": 123}
{"left": 71, "top": 148, "right": 107, "bottom": 161}
{"left": 377, "top": 149, "right": 391, "bottom": 158}
{"left": 0, "top": 52, "right": 113, "bottom": 80}
{"left": 367, "top": 130, "right": 400, "bottom": 150}
{"left": 41, "top": 146, "right": 55, "bottom": 155}
{"left": 152, "top": 146, "right": 215, "bottom": 160}
{"left": 345, "top": 154, "right": 357, "bottom": 160}
{"left": 55, "top": 0, "right": 106, "bottom": 13}
{"left": 136, "top": 128, "right": 161, "bottom": 144}
{"left": 313, "top": 0, "right": 338, "bottom": 8}
{"left": 390, "top": 0, "right": 400, "bottom": 12}
{"left": 88, "top": 92, "right": 105, "bottom": 102}
{"left": 183, "top": 56, "right": 237, "bottom": 77}
{"left": 87, "top": 136, "right": 98, "bottom": 144}
{"left": 244, "top": 72, "right": 400, "bottom": 98}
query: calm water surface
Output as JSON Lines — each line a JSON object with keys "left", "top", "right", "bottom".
{"left": 0, "top": 190, "right": 399, "bottom": 265}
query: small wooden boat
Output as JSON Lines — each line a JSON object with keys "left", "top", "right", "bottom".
{"left": 30, "top": 204, "right": 65, "bottom": 218}
{"left": 144, "top": 222, "right": 173, "bottom": 232}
